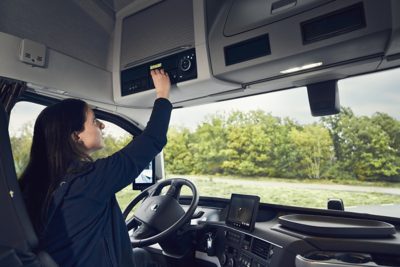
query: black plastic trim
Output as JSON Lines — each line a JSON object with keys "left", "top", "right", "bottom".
{"left": 301, "top": 2, "right": 366, "bottom": 44}
{"left": 224, "top": 34, "right": 271, "bottom": 66}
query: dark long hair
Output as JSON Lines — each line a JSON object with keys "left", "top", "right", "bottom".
{"left": 19, "top": 99, "right": 91, "bottom": 233}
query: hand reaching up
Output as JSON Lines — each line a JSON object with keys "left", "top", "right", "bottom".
{"left": 150, "top": 69, "right": 170, "bottom": 99}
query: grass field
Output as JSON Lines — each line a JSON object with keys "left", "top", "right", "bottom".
{"left": 116, "top": 175, "right": 400, "bottom": 212}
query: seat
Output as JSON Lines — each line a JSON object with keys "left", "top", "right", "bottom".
{"left": 0, "top": 101, "right": 58, "bottom": 267}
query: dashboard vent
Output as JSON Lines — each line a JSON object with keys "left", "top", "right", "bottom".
{"left": 251, "top": 238, "right": 270, "bottom": 260}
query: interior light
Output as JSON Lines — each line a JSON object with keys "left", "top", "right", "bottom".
{"left": 280, "top": 62, "right": 323, "bottom": 74}
{"left": 27, "top": 82, "right": 67, "bottom": 95}
{"left": 47, "top": 88, "right": 67, "bottom": 95}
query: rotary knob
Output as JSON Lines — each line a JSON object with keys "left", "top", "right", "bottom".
{"left": 179, "top": 57, "right": 192, "bottom": 72}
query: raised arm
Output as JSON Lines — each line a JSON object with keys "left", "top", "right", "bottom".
{"left": 88, "top": 69, "right": 173, "bottom": 200}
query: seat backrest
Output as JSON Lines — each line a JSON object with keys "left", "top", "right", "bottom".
{"left": 0, "top": 101, "right": 58, "bottom": 266}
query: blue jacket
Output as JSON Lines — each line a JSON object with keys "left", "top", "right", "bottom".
{"left": 39, "top": 98, "right": 172, "bottom": 267}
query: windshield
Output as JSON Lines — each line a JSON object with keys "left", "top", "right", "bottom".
{"left": 165, "top": 68, "right": 400, "bottom": 218}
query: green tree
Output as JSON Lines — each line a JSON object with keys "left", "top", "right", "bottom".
{"left": 10, "top": 123, "right": 33, "bottom": 176}
{"left": 290, "top": 124, "right": 333, "bottom": 179}
{"left": 267, "top": 117, "right": 301, "bottom": 178}
{"left": 345, "top": 116, "right": 399, "bottom": 179}
{"left": 371, "top": 112, "right": 400, "bottom": 157}
{"left": 321, "top": 107, "right": 354, "bottom": 162}
{"left": 164, "top": 127, "right": 195, "bottom": 174}
{"left": 323, "top": 109, "right": 400, "bottom": 180}
{"left": 91, "top": 134, "right": 131, "bottom": 160}
{"left": 223, "top": 111, "right": 276, "bottom": 176}
{"left": 191, "top": 114, "right": 228, "bottom": 174}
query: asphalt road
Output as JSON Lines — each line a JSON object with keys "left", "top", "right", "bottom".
{"left": 214, "top": 177, "right": 400, "bottom": 195}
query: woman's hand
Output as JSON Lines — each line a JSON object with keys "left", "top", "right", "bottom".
{"left": 150, "top": 68, "right": 170, "bottom": 99}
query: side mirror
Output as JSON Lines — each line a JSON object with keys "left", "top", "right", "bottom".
{"left": 327, "top": 198, "right": 344, "bottom": 211}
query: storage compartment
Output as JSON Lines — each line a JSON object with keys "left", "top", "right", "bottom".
{"left": 223, "top": 0, "right": 333, "bottom": 36}
{"left": 120, "top": 0, "right": 194, "bottom": 69}
{"left": 296, "top": 252, "right": 400, "bottom": 267}
{"left": 296, "top": 252, "right": 374, "bottom": 267}
{"left": 207, "top": 0, "right": 392, "bottom": 86}
{"left": 279, "top": 214, "right": 396, "bottom": 238}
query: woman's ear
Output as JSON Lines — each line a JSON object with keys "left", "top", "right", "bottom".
{"left": 71, "top": 131, "right": 80, "bottom": 143}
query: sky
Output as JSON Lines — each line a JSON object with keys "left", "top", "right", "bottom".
{"left": 170, "top": 67, "right": 400, "bottom": 129}
{"left": 9, "top": 67, "right": 400, "bottom": 137}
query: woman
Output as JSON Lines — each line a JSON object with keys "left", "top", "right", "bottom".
{"left": 19, "top": 69, "right": 172, "bottom": 267}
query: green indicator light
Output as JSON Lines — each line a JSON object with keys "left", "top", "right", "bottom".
{"left": 150, "top": 63, "right": 162, "bottom": 70}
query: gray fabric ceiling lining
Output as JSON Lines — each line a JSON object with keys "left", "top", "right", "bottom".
{"left": 0, "top": 0, "right": 115, "bottom": 70}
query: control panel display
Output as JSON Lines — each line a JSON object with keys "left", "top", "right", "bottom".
{"left": 226, "top": 194, "right": 260, "bottom": 232}
{"left": 121, "top": 48, "right": 197, "bottom": 96}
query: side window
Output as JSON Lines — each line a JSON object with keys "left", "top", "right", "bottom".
{"left": 9, "top": 101, "right": 45, "bottom": 177}
{"left": 9, "top": 101, "right": 138, "bottom": 210}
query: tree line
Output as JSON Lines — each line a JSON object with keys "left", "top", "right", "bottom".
{"left": 10, "top": 107, "right": 400, "bottom": 182}
{"left": 163, "top": 108, "right": 400, "bottom": 182}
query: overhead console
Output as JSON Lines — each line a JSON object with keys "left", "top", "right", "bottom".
{"left": 207, "top": 0, "right": 394, "bottom": 87}
{"left": 113, "top": 0, "right": 240, "bottom": 108}
{"left": 113, "top": 0, "right": 396, "bottom": 108}
{"left": 114, "top": 0, "right": 194, "bottom": 107}
{"left": 119, "top": 0, "right": 194, "bottom": 72}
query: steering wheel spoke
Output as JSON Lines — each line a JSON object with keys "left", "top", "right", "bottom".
{"left": 126, "top": 215, "right": 141, "bottom": 231}
{"left": 147, "top": 185, "right": 161, "bottom": 198}
{"left": 129, "top": 221, "right": 158, "bottom": 241}
{"left": 165, "top": 179, "right": 184, "bottom": 199}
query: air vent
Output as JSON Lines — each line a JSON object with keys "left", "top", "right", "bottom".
{"left": 301, "top": 2, "right": 366, "bottom": 44}
{"left": 224, "top": 34, "right": 271, "bottom": 66}
{"left": 226, "top": 230, "right": 242, "bottom": 244}
{"left": 251, "top": 238, "right": 270, "bottom": 260}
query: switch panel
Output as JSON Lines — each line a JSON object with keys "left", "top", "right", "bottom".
{"left": 19, "top": 39, "right": 47, "bottom": 67}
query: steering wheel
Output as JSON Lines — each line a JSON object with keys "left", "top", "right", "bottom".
{"left": 122, "top": 178, "right": 199, "bottom": 247}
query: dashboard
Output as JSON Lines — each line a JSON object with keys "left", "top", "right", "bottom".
{"left": 181, "top": 196, "right": 400, "bottom": 267}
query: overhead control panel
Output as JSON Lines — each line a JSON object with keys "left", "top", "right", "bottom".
{"left": 120, "top": 48, "right": 197, "bottom": 96}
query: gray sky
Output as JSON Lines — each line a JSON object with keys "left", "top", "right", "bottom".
{"left": 9, "top": 67, "right": 400, "bottom": 137}
{"left": 170, "top": 67, "right": 400, "bottom": 129}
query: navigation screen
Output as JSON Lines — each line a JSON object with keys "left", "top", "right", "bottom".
{"left": 226, "top": 194, "right": 260, "bottom": 231}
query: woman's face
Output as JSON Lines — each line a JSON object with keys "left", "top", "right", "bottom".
{"left": 77, "top": 107, "right": 105, "bottom": 154}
